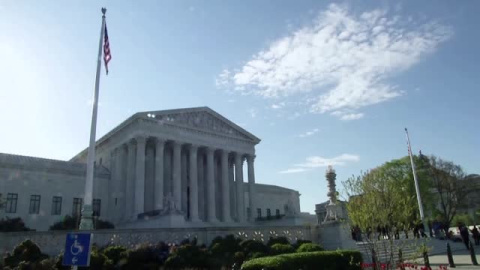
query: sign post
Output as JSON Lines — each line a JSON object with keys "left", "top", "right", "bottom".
{"left": 62, "top": 233, "right": 92, "bottom": 269}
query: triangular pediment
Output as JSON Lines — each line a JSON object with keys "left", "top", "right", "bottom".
{"left": 140, "top": 107, "right": 260, "bottom": 143}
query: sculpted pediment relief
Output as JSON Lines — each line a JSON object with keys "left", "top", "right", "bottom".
{"left": 151, "top": 109, "right": 258, "bottom": 142}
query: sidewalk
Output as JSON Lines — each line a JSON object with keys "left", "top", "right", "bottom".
{"left": 414, "top": 249, "right": 480, "bottom": 269}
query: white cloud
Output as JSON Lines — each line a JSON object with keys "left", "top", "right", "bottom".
{"left": 217, "top": 4, "right": 452, "bottom": 120}
{"left": 298, "top": 128, "right": 320, "bottom": 138}
{"left": 248, "top": 108, "right": 257, "bottom": 118}
{"left": 340, "top": 113, "right": 364, "bottom": 121}
{"left": 279, "top": 168, "right": 310, "bottom": 174}
{"left": 280, "top": 153, "right": 359, "bottom": 174}
{"left": 271, "top": 102, "right": 285, "bottom": 109}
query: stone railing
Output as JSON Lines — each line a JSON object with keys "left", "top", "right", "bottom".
{"left": 0, "top": 225, "right": 319, "bottom": 256}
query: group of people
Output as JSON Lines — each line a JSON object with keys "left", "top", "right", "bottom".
{"left": 458, "top": 223, "right": 479, "bottom": 250}
{"left": 350, "top": 222, "right": 480, "bottom": 247}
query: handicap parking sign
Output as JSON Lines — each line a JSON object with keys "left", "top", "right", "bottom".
{"left": 62, "top": 233, "right": 92, "bottom": 267}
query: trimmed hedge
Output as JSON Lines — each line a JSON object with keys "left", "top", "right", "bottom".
{"left": 241, "top": 250, "right": 363, "bottom": 270}
{"left": 270, "top": 244, "right": 295, "bottom": 255}
{"left": 296, "top": 243, "right": 324, "bottom": 253}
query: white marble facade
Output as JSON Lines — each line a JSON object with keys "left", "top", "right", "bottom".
{"left": 0, "top": 107, "right": 301, "bottom": 231}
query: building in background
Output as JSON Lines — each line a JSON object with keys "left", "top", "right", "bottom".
{"left": 0, "top": 107, "right": 302, "bottom": 231}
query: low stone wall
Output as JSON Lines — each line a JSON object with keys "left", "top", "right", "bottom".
{"left": 0, "top": 225, "right": 319, "bottom": 256}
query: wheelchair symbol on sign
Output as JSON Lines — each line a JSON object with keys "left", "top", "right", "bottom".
{"left": 70, "top": 237, "right": 83, "bottom": 256}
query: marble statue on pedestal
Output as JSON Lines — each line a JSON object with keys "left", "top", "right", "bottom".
{"left": 323, "top": 166, "right": 343, "bottom": 222}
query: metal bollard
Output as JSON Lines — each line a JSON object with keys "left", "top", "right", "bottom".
{"left": 423, "top": 249, "right": 430, "bottom": 269}
{"left": 470, "top": 241, "right": 478, "bottom": 266}
{"left": 398, "top": 248, "right": 405, "bottom": 270}
{"left": 372, "top": 248, "right": 378, "bottom": 270}
{"left": 447, "top": 242, "right": 456, "bottom": 268}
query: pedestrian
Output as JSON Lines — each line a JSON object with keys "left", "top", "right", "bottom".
{"left": 413, "top": 225, "right": 419, "bottom": 239}
{"left": 419, "top": 223, "right": 427, "bottom": 238}
{"left": 471, "top": 225, "right": 480, "bottom": 246}
{"left": 428, "top": 220, "right": 433, "bottom": 238}
{"left": 459, "top": 224, "right": 470, "bottom": 250}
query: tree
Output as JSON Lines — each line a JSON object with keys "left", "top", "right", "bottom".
{"left": 343, "top": 156, "right": 433, "bottom": 234}
{"left": 422, "top": 155, "right": 470, "bottom": 231}
{"left": 343, "top": 156, "right": 434, "bottom": 269}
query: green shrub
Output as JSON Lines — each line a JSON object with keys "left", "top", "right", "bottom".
{"left": 209, "top": 235, "right": 242, "bottom": 267}
{"left": 3, "top": 240, "right": 48, "bottom": 268}
{"left": 54, "top": 254, "right": 69, "bottom": 270}
{"left": 0, "top": 217, "right": 31, "bottom": 232}
{"left": 121, "top": 243, "right": 165, "bottom": 269}
{"left": 49, "top": 215, "right": 114, "bottom": 230}
{"left": 49, "top": 215, "right": 80, "bottom": 230}
{"left": 94, "top": 219, "right": 115, "bottom": 229}
{"left": 78, "top": 246, "right": 113, "bottom": 270}
{"left": 249, "top": 252, "right": 267, "bottom": 260}
{"left": 240, "top": 239, "right": 269, "bottom": 258}
{"left": 102, "top": 245, "right": 127, "bottom": 265}
{"left": 165, "top": 244, "right": 209, "bottom": 269}
{"left": 234, "top": 251, "right": 246, "bottom": 265}
{"left": 294, "top": 239, "right": 312, "bottom": 248}
{"left": 241, "top": 250, "right": 363, "bottom": 270}
{"left": 296, "top": 243, "right": 324, "bottom": 253}
{"left": 267, "top": 236, "right": 289, "bottom": 246}
{"left": 269, "top": 244, "right": 295, "bottom": 255}
{"left": 37, "top": 258, "right": 57, "bottom": 270}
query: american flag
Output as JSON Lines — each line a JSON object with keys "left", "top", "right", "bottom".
{"left": 103, "top": 23, "right": 112, "bottom": 75}
{"left": 405, "top": 128, "right": 412, "bottom": 156}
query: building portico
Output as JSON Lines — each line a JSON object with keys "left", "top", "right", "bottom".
{"left": 71, "top": 107, "right": 260, "bottom": 227}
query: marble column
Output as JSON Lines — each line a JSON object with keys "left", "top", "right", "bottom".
{"left": 154, "top": 139, "right": 165, "bottom": 210}
{"left": 235, "top": 153, "right": 245, "bottom": 222}
{"left": 126, "top": 141, "right": 136, "bottom": 219}
{"left": 189, "top": 145, "right": 200, "bottom": 221}
{"left": 119, "top": 145, "right": 128, "bottom": 220}
{"left": 114, "top": 147, "right": 124, "bottom": 220}
{"left": 172, "top": 141, "right": 182, "bottom": 210}
{"left": 229, "top": 159, "right": 236, "bottom": 220}
{"left": 206, "top": 147, "right": 218, "bottom": 222}
{"left": 134, "top": 136, "right": 146, "bottom": 216}
{"left": 247, "top": 155, "right": 256, "bottom": 222}
{"left": 108, "top": 148, "right": 117, "bottom": 221}
{"left": 221, "top": 150, "right": 232, "bottom": 222}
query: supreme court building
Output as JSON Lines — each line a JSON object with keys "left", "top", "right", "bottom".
{"left": 0, "top": 107, "right": 302, "bottom": 231}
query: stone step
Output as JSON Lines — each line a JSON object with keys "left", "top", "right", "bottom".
{"left": 355, "top": 238, "right": 469, "bottom": 263}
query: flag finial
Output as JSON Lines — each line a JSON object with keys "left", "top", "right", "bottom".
{"left": 102, "top": 7, "right": 107, "bottom": 16}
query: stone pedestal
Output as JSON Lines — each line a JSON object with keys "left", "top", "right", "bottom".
{"left": 320, "top": 221, "right": 357, "bottom": 250}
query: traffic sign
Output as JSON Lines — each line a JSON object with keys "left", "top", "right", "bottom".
{"left": 62, "top": 233, "right": 92, "bottom": 267}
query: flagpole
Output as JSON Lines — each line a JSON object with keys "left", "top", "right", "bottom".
{"left": 405, "top": 128, "right": 425, "bottom": 224}
{"left": 79, "top": 7, "right": 107, "bottom": 230}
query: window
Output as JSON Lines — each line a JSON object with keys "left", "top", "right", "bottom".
{"left": 6, "top": 193, "right": 18, "bottom": 213}
{"left": 267, "top": 208, "right": 271, "bottom": 218}
{"left": 246, "top": 207, "right": 251, "bottom": 219}
{"left": 93, "top": 199, "right": 101, "bottom": 216}
{"left": 72, "top": 198, "right": 83, "bottom": 216}
{"left": 257, "top": 208, "right": 262, "bottom": 218}
{"left": 29, "top": 195, "right": 41, "bottom": 214}
{"left": 51, "top": 196, "right": 62, "bottom": 215}
{"left": 276, "top": 209, "right": 280, "bottom": 217}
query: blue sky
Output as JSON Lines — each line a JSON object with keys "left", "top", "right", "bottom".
{"left": 0, "top": 0, "right": 479, "bottom": 213}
